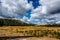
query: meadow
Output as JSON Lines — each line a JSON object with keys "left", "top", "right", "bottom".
{"left": 0, "top": 26, "right": 60, "bottom": 40}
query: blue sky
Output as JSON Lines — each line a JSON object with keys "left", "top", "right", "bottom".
{"left": 24, "top": 0, "right": 41, "bottom": 24}
{"left": 28, "top": 0, "right": 40, "bottom": 8}
{"left": 0, "top": 0, "right": 60, "bottom": 24}
{"left": 26, "top": 0, "right": 40, "bottom": 18}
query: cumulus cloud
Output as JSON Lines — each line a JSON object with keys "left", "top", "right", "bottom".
{"left": 30, "top": 0, "right": 60, "bottom": 24}
{"left": 21, "top": 16, "right": 30, "bottom": 24}
{"left": 0, "top": 0, "right": 60, "bottom": 24}
{"left": 41, "top": 0, "right": 60, "bottom": 14}
{"left": 0, "top": 0, "right": 33, "bottom": 18}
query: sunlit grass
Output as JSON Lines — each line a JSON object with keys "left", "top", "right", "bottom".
{"left": 0, "top": 26, "right": 60, "bottom": 39}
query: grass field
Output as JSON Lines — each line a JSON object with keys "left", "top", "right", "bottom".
{"left": 0, "top": 26, "right": 60, "bottom": 40}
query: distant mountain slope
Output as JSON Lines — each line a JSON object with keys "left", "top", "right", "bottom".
{"left": 0, "top": 18, "right": 31, "bottom": 26}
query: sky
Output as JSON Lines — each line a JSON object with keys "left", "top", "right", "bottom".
{"left": 0, "top": 0, "right": 60, "bottom": 25}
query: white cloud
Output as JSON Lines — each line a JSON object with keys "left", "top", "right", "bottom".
{"left": 0, "top": 0, "right": 60, "bottom": 24}
{"left": 0, "top": 0, "right": 33, "bottom": 18}
{"left": 29, "top": 0, "right": 60, "bottom": 24}
{"left": 21, "top": 16, "right": 30, "bottom": 24}
{"left": 40, "top": 0, "right": 60, "bottom": 14}
{"left": 56, "top": 21, "right": 60, "bottom": 24}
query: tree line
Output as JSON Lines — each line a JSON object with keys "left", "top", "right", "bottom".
{"left": 0, "top": 19, "right": 35, "bottom": 26}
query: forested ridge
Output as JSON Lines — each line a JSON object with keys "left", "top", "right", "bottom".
{"left": 0, "top": 18, "right": 60, "bottom": 26}
{"left": 0, "top": 19, "right": 34, "bottom": 26}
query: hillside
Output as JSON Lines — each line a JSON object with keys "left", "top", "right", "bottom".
{"left": 0, "top": 18, "right": 60, "bottom": 26}
{"left": 0, "top": 18, "right": 30, "bottom": 26}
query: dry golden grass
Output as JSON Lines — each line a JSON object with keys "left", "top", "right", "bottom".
{"left": 0, "top": 26, "right": 60, "bottom": 40}
{"left": 0, "top": 26, "right": 60, "bottom": 36}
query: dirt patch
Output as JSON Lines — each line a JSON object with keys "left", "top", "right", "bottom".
{"left": 6, "top": 37, "right": 59, "bottom": 40}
